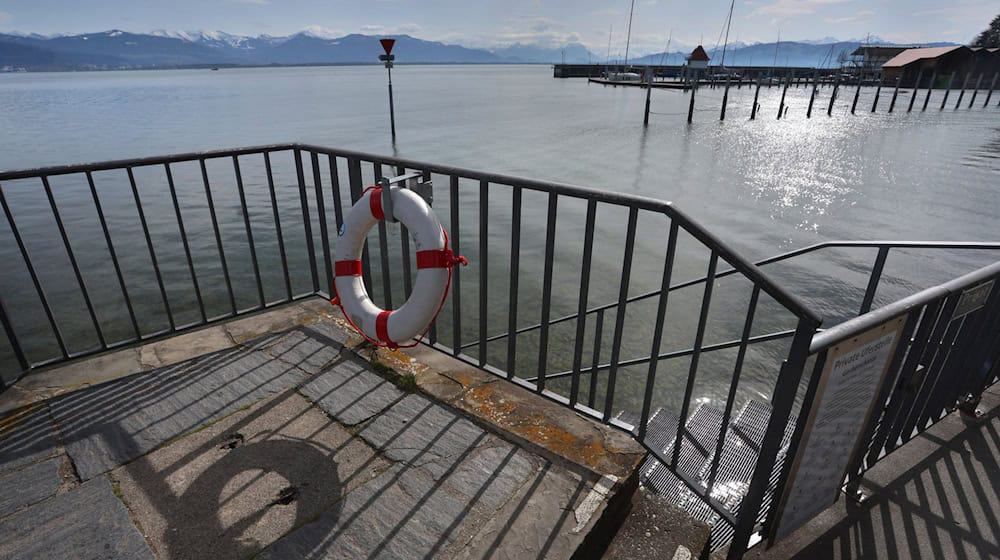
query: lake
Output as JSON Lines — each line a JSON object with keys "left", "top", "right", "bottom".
{"left": 1, "top": 64, "right": 999, "bottom": 417}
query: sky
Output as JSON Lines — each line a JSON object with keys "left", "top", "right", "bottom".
{"left": 0, "top": 0, "right": 996, "bottom": 55}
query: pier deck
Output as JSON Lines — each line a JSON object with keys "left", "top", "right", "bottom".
{"left": 0, "top": 300, "right": 655, "bottom": 560}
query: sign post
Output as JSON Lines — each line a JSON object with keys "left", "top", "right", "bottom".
{"left": 379, "top": 38, "right": 397, "bottom": 140}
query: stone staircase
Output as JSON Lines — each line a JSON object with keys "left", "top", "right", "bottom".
{"left": 617, "top": 398, "right": 797, "bottom": 551}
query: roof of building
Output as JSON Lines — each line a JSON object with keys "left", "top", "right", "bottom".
{"left": 850, "top": 45, "right": 910, "bottom": 57}
{"left": 688, "top": 45, "right": 710, "bottom": 61}
{"left": 882, "top": 46, "right": 966, "bottom": 68}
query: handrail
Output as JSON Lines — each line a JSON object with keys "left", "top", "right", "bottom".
{"left": 467, "top": 240, "right": 1000, "bottom": 349}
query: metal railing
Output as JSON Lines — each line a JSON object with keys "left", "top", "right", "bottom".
{"left": 1, "top": 144, "right": 998, "bottom": 559}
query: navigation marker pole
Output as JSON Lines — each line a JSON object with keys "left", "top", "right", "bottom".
{"left": 379, "top": 38, "right": 397, "bottom": 140}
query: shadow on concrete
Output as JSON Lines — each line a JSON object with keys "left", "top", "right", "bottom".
{"left": 0, "top": 325, "right": 587, "bottom": 559}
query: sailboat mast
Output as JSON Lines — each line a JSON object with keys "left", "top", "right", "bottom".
{"left": 623, "top": 0, "right": 636, "bottom": 68}
{"left": 605, "top": 24, "right": 614, "bottom": 72}
{"left": 771, "top": 29, "right": 780, "bottom": 73}
{"left": 720, "top": 0, "right": 735, "bottom": 68}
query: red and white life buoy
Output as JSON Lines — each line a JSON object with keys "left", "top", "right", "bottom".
{"left": 332, "top": 185, "right": 465, "bottom": 348}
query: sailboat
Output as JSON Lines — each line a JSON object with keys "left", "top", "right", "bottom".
{"left": 606, "top": 0, "right": 641, "bottom": 81}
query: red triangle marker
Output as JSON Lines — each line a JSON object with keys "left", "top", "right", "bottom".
{"left": 380, "top": 39, "right": 395, "bottom": 55}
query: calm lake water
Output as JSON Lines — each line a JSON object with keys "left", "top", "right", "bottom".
{"left": 1, "top": 65, "right": 999, "bottom": 418}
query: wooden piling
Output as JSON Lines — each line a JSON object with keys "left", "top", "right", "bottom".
{"left": 887, "top": 77, "right": 901, "bottom": 113}
{"left": 751, "top": 76, "right": 762, "bottom": 120}
{"left": 643, "top": 77, "right": 652, "bottom": 126}
{"left": 807, "top": 70, "right": 818, "bottom": 118}
{"left": 954, "top": 73, "right": 970, "bottom": 109}
{"left": 720, "top": 75, "right": 731, "bottom": 121}
{"left": 907, "top": 69, "right": 924, "bottom": 112}
{"left": 778, "top": 74, "right": 790, "bottom": 119}
{"left": 827, "top": 75, "right": 840, "bottom": 116}
{"left": 851, "top": 74, "right": 862, "bottom": 114}
{"left": 968, "top": 74, "right": 984, "bottom": 108}
{"left": 871, "top": 77, "right": 883, "bottom": 112}
{"left": 940, "top": 72, "right": 956, "bottom": 110}
{"left": 922, "top": 71, "right": 937, "bottom": 111}
{"left": 688, "top": 72, "right": 697, "bottom": 123}
{"left": 985, "top": 73, "right": 998, "bottom": 107}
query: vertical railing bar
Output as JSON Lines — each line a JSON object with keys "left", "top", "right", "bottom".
{"left": 0, "top": 293, "right": 29, "bottom": 373}
{"left": 163, "top": 163, "right": 207, "bottom": 323}
{"left": 535, "top": 192, "right": 559, "bottom": 393}
{"left": 859, "top": 246, "right": 890, "bottom": 315}
{"left": 588, "top": 309, "right": 605, "bottom": 408}
{"left": 128, "top": 167, "right": 176, "bottom": 329}
{"left": 569, "top": 200, "right": 598, "bottom": 406}
{"left": 233, "top": 155, "right": 266, "bottom": 307}
{"left": 200, "top": 159, "right": 237, "bottom": 315}
{"left": 293, "top": 149, "right": 320, "bottom": 294}
{"left": 603, "top": 206, "right": 639, "bottom": 420}
{"left": 671, "top": 250, "right": 719, "bottom": 467}
{"left": 311, "top": 152, "right": 333, "bottom": 296}
{"left": 374, "top": 163, "right": 392, "bottom": 309}
{"left": 346, "top": 157, "right": 372, "bottom": 292}
{"left": 450, "top": 175, "right": 463, "bottom": 356}
{"left": 730, "top": 319, "right": 817, "bottom": 560}
{"left": 478, "top": 179, "right": 489, "bottom": 367}
{"left": 638, "top": 220, "right": 679, "bottom": 440}
{"left": 395, "top": 165, "right": 413, "bottom": 298}
{"left": 41, "top": 176, "right": 106, "bottom": 348}
{"left": 86, "top": 171, "right": 140, "bottom": 338}
{"left": 423, "top": 169, "right": 437, "bottom": 343}
{"left": 329, "top": 156, "right": 345, "bottom": 229}
{"left": 264, "top": 152, "right": 293, "bottom": 301}
{"left": 505, "top": 186, "right": 522, "bottom": 377}
{"left": 0, "top": 184, "right": 68, "bottom": 358}
{"left": 706, "top": 284, "right": 760, "bottom": 492}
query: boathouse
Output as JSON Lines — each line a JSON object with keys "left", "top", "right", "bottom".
{"left": 686, "top": 45, "right": 710, "bottom": 69}
{"left": 882, "top": 45, "right": 974, "bottom": 86}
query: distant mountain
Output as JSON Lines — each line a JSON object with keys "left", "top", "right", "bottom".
{"left": 491, "top": 42, "right": 597, "bottom": 64}
{"left": 0, "top": 29, "right": 596, "bottom": 70}
{"left": 629, "top": 39, "right": 960, "bottom": 68}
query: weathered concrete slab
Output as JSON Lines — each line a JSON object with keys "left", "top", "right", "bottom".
{"left": 357, "top": 393, "right": 489, "bottom": 477}
{"left": 0, "top": 477, "right": 153, "bottom": 559}
{"left": 112, "top": 391, "right": 389, "bottom": 560}
{"left": 49, "top": 345, "right": 310, "bottom": 480}
{"left": 0, "top": 403, "right": 61, "bottom": 475}
{"left": 602, "top": 486, "right": 710, "bottom": 560}
{"left": 0, "top": 456, "right": 70, "bottom": 518}
{"left": 259, "top": 326, "right": 345, "bottom": 374}
{"left": 297, "top": 356, "right": 404, "bottom": 426}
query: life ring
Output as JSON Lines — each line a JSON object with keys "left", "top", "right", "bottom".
{"left": 332, "top": 185, "right": 466, "bottom": 348}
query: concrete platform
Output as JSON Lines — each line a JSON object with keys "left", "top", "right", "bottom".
{"left": 0, "top": 300, "right": 649, "bottom": 559}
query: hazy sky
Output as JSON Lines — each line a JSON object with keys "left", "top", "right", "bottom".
{"left": 0, "top": 0, "right": 995, "bottom": 54}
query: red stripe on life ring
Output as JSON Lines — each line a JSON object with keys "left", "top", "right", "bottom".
{"left": 370, "top": 187, "right": 384, "bottom": 220}
{"left": 335, "top": 260, "right": 363, "bottom": 276}
{"left": 416, "top": 249, "right": 452, "bottom": 269}
{"left": 376, "top": 310, "right": 393, "bottom": 346}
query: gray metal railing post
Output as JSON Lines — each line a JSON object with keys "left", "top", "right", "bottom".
{"left": 505, "top": 187, "right": 522, "bottom": 378}
{"left": 569, "top": 200, "right": 598, "bottom": 406}
{"left": 235, "top": 155, "right": 267, "bottom": 307}
{"left": 129, "top": 167, "right": 177, "bottom": 328}
{"left": 478, "top": 180, "right": 489, "bottom": 366}
{"left": 588, "top": 309, "right": 605, "bottom": 408}
{"left": 535, "top": 193, "right": 559, "bottom": 393}
{"left": 264, "top": 152, "right": 293, "bottom": 301}
{"left": 603, "top": 207, "right": 638, "bottom": 420}
{"left": 638, "top": 221, "right": 678, "bottom": 440}
{"left": 0, "top": 293, "right": 28, "bottom": 374}
{"left": 450, "top": 175, "right": 463, "bottom": 356}
{"left": 87, "top": 171, "right": 141, "bottom": 338}
{"left": 860, "top": 246, "right": 890, "bottom": 314}
{"left": 728, "top": 319, "right": 818, "bottom": 560}
{"left": 310, "top": 152, "right": 333, "bottom": 298}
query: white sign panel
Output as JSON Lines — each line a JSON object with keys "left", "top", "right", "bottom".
{"left": 770, "top": 315, "right": 905, "bottom": 543}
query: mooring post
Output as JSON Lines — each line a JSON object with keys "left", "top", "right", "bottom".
{"left": 941, "top": 72, "right": 956, "bottom": 109}
{"left": 888, "top": 76, "right": 901, "bottom": 113}
{"left": 923, "top": 71, "right": 937, "bottom": 111}
{"left": 827, "top": 74, "right": 840, "bottom": 116}
{"left": 969, "top": 73, "right": 984, "bottom": 108}
{"left": 851, "top": 73, "right": 863, "bottom": 114}
{"left": 720, "top": 75, "right": 731, "bottom": 120}
{"left": 778, "top": 73, "right": 790, "bottom": 119}
{"left": 908, "top": 69, "right": 924, "bottom": 112}
{"left": 954, "top": 73, "right": 970, "bottom": 109}
{"left": 688, "top": 72, "right": 698, "bottom": 123}
{"left": 985, "top": 73, "right": 999, "bottom": 107}
{"left": 807, "top": 70, "right": 818, "bottom": 118}
{"left": 751, "top": 76, "right": 762, "bottom": 120}
{"left": 871, "top": 76, "right": 883, "bottom": 112}
{"left": 643, "top": 70, "right": 652, "bottom": 126}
